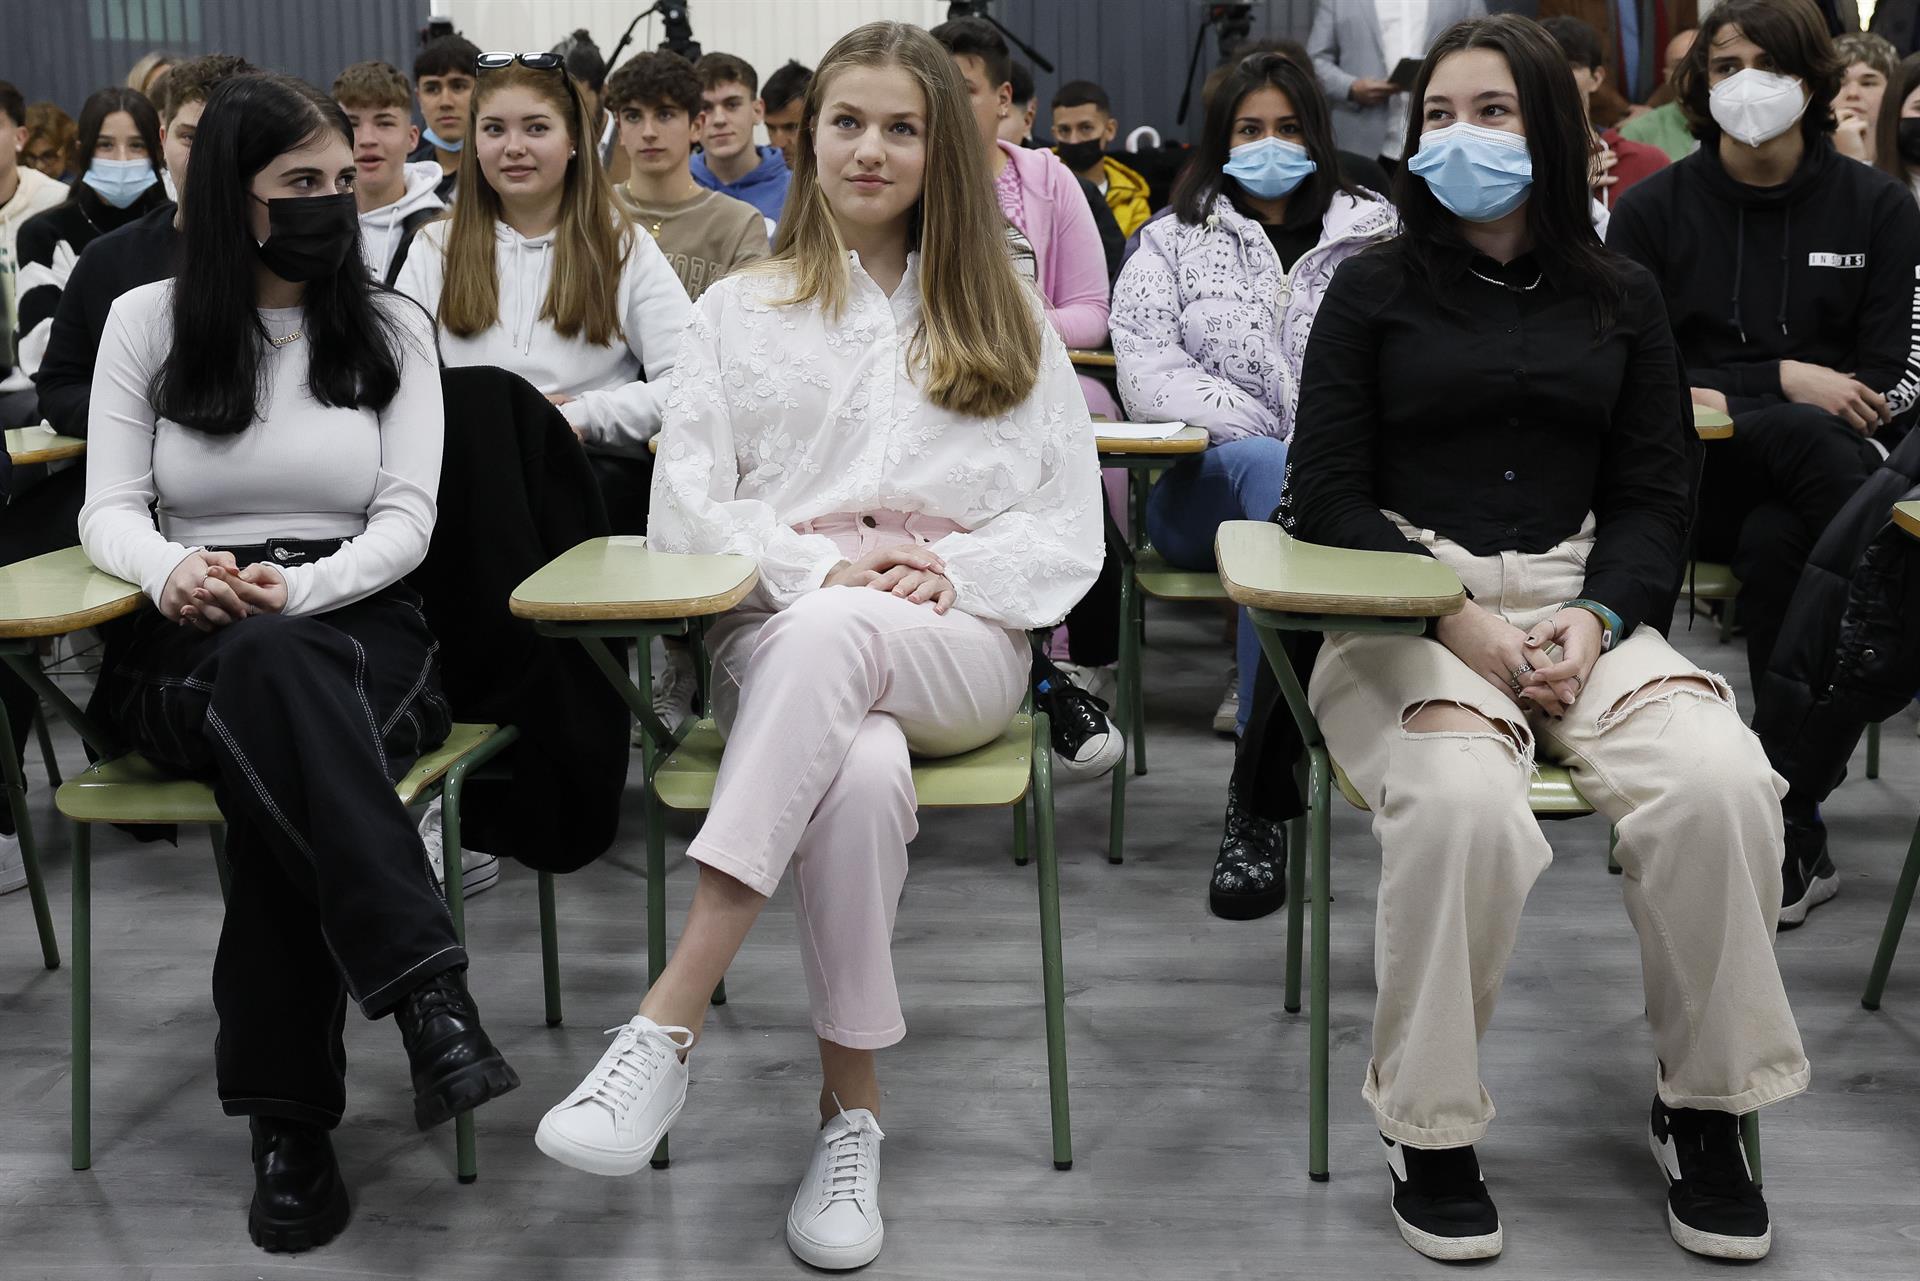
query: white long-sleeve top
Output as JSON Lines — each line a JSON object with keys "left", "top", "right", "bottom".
{"left": 648, "top": 253, "right": 1103, "bottom": 631}
{"left": 80, "top": 281, "right": 443, "bottom": 617}
{"left": 394, "top": 217, "right": 691, "bottom": 455}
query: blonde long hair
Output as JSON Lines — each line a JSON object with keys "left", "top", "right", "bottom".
{"left": 438, "top": 62, "right": 631, "bottom": 347}
{"left": 768, "top": 21, "right": 1042, "bottom": 417}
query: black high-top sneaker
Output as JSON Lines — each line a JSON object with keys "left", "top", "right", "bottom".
{"left": 1032, "top": 657, "right": 1124, "bottom": 781}
{"left": 1208, "top": 779, "right": 1287, "bottom": 920}
{"left": 1383, "top": 1134, "right": 1503, "bottom": 1261}
{"left": 1778, "top": 810, "right": 1838, "bottom": 929}
{"left": 1649, "top": 1098, "right": 1771, "bottom": 1260}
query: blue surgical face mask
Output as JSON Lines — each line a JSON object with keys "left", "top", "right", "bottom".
{"left": 1406, "top": 121, "right": 1533, "bottom": 223}
{"left": 82, "top": 157, "right": 160, "bottom": 209}
{"left": 422, "top": 125, "right": 463, "bottom": 153}
{"left": 1223, "top": 136, "right": 1317, "bottom": 200}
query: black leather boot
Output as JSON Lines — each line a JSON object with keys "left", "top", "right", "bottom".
{"left": 248, "top": 1116, "right": 350, "bottom": 1253}
{"left": 393, "top": 969, "right": 520, "bottom": 1130}
{"left": 1208, "top": 778, "right": 1288, "bottom": 921}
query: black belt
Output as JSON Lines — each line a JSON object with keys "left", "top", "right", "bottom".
{"left": 202, "top": 537, "right": 345, "bottom": 568}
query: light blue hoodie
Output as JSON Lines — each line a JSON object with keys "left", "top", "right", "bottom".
{"left": 690, "top": 145, "right": 791, "bottom": 224}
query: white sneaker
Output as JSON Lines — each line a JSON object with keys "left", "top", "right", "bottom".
{"left": 637, "top": 645, "right": 700, "bottom": 746}
{"left": 0, "top": 831, "right": 25, "bottom": 895}
{"left": 536, "top": 1015, "right": 694, "bottom": 1176}
{"left": 786, "top": 1106, "right": 886, "bottom": 1270}
{"left": 1213, "top": 666, "right": 1240, "bottom": 737}
{"left": 1055, "top": 660, "right": 1117, "bottom": 705}
{"left": 419, "top": 797, "right": 499, "bottom": 897}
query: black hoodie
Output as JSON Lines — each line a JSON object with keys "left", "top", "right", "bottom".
{"left": 1607, "top": 139, "right": 1920, "bottom": 438}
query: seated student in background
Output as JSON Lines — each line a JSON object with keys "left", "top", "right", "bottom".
{"left": 21, "top": 101, "right": 78, "bottom": 182}
{"left": 13, "top": 87, "right": 169, "bottom": 383}
{"left": 1002, "top": 58, "right": 1038, "bottom": 146}
{"left": 761, "top": 58, "right": 812, "bottom": 170}
{"left": 691, "top": 52, "right": 791, "bottom": 226}
{"left": 81, "top": 71, "right": 518, "bottom": 1256}
{"left": 1875, "top": 51, "right": 1920, "bottom": 200}
{"left": 407, "top": 33, "right": 480, "bottom": 203}
{"left": 1541, "top": 15, "right": 1669, "bottom": 209}
{"left": 1832, "top": 30, "right": 1899, "bottom": 164}
{"left": 1050, "top": 79, "right": 1153, "bottom": 237}
{"left": 931, "top": 14, "right": 1125, "bottom": 779}
{"left": 1618, "top": 26, "right": 1703, "bottom": 159}
{"left": 1288, "top": 14, "right": 1806, "bottom": 1263}
{"left": 1111, "top": 51, "right": 1394, "bottom": 920}
{"left": 552, "top": 28, "right": 622, "bottom": 182}
{"left": 606, "top": 51, "right": 768, "bottom": 301}
{"left": 333, "top": 60, "right": 445, "bottom": 286}
{"left": 0, "top": 81, "right": 72, "bottom": 425}
{"left": 1202, "top": 41, "right": 1394, "bottom": 195}
{"left": 1607, "top": 0, "right": 1920, "bottom": 927}
{"left": 395, "top": 51, "right": 691, "bottom": 539}
{"left": 33, "top": 54, "right": 253, "bottom": 438}
{"left": 534, "top": 24, "right": 1100, "bottom": 1273}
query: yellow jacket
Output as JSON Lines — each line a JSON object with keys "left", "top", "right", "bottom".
{"left": 1099, "top": 156, "right": 1153, "bottom": 238}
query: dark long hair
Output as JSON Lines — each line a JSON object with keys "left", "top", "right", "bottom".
{"left": 1172, "top": 51, "right": 1354, "bottom": 226}
{"left": 1676, "top": 0, "right": 1841, "bottom": 148}
{"left": 1876, "top": 53, "right": 1920, "bottom": 186}
{"left": 1389, "top": 15, "right": 1628, "bottom": 333}
{"left": 151, "top": 73, "right": 408, "bottom": 435}
{"left": 73, "top": 87, "right": 163, "bottom": 180}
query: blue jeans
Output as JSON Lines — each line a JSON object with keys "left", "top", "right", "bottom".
{"left": 1144, "top": 436, "right": 1289, "bottom": 735}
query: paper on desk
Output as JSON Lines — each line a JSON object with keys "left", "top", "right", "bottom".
{"left": 1093, "top": 420, "right": 1188, "bottom": 441}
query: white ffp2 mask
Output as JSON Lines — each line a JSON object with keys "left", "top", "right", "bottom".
{"left": 1708, "top": 68, "right": 1809, "bottom": 148}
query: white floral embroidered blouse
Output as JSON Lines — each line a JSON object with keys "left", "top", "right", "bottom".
{"left": 649, "top": 252, "right": 1103, "bottom": 631}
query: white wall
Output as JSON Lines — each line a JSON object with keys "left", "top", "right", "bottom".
{"left": 441, "top": 1, "right": 951, "bottom": 93}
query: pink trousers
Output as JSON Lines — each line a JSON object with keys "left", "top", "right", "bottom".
{"left": 687, "top": 511, "right": 1030, "bottom": 1049}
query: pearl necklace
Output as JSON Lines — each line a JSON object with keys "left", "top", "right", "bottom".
{"left": 267, "top": 329, "right": 303, "bottom": 348}
{"left": 1468, "top": 265, "right": 1543, "bottom": 293}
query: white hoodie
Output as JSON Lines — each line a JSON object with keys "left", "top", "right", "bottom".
{"left": 358, "top": 160, "right": 446, "bottom": 284}
{"left": 395, "top": 216, "right": 692, "bottom": 456}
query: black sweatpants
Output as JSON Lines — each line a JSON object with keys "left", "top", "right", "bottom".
{"left": 1696, "top": 403, "right": 1881, "bottom": 680}
{"left": 99, "top": 580, "right": 459, "bottom": 1128}
{"left": 0, "top": 467, "right": 83, "bottom": 834}
{"left": 1059, "top": 487, "right": 1124, "bottom": 668}
{"left": 590, "top": 451, "right": 653, "bottom": 538}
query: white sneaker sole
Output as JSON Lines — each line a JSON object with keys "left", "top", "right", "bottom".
{"left": 459, "top": 856, "right": 500, "bottom": 898}
{"left": 1777, "top": 871, "right": 1839, "bottom": 928}
{"left": 1212, "top": 703, "right": 1238, "bottom": 736}
{"left": 534, "top": 1089, "right": 685, "bottom": 1177}
{"left": 1054, "top": 728, "right": 1125, "bottom": 781}
{"left": 1666, "top": 1205, "right": 1771, "bottom": 1261}
{"left": 0, "top": 865, "right": 26, "bottom": 895}
{"left": 1392, "top": 1204, "right": 1503, "bottom": 1261}
{"left": 786, "top": 1219, "right": 884, "bottom": 1271}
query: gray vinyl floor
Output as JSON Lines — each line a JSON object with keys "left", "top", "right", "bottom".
{"left": 3, "top": 604, "right": 1918, "bottom": 1281}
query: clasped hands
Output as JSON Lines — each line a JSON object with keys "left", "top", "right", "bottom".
{"left": 161, "top": 550, "right": 288, "bottom": 633}
{"left": 1434, "top": 599, "right": 1605, "bottom": 719}
{"left": 822, "top": 545, "right": 954, "bottom": 614}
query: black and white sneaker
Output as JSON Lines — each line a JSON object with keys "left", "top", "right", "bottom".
{"left": 1383, "top": 1134, "right": 1503, "bottom": 1261}
{"left": 1649, "top": 1098, "right": 1770, "bottom": 1260}
{"left": 1778, "top": 812, "right": 1838, "bottom": 930}
{"left": 1034, "top": 661, "right": 1125, "bottom": 781}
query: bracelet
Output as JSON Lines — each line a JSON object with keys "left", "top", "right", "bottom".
{"left": 1560, "top": 598, "right": 1621, "bottom": 652}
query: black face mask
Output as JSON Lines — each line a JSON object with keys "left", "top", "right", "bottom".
{"left": 252, "top": 192, "right": 359, "bottom": 282}
{"left": 1900, "top": 117, "right": 1920, "bottom": 168}
{"left": 1055, "top": 139, "right": 1106, "bottom": 173}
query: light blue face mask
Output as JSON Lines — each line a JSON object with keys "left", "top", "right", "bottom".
{"left": 1406, "top": 121, "right": 1533, "bottom": 223}
{"left": 1222, "top": 136, "right": 1317, "bottom": 200}
{"left": 422, "top": 125, "right": 463, "bottom": 153}
{"left": 82, "top": 157, "right": 160, "bottom": 210}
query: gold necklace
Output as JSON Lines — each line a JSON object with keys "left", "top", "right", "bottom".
{"left": 267, "top": 329, "right": 303, "bottom": 347}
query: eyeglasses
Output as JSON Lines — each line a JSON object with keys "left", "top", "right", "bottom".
{"left": 475, "top": 51, "right": 566, "bottom": 75}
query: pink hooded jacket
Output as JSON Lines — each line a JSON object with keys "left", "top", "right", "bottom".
{"left": 996, "top": 140, "right": 1116, "bottom": 417}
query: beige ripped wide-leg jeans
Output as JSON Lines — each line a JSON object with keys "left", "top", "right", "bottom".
{"left": 687, "top": 511, "right": 1030, "bottom": 1051}
{"left": 1308, "top": 513, "right": 1811, "bottom": 1149}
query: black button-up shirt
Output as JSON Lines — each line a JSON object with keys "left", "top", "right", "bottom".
{"left": 1285, "top": 245, "right": 1693, "bottom": 638}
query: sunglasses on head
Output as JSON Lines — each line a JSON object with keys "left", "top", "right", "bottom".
{"left": 476, "top": 51, "right": 566, "bottom": 74}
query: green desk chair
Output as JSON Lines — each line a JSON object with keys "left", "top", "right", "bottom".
{"left": 1099, "top": 423, "right": 1214, "bottom": 864}
{"left": 1862, "top": 500, "right": 1920, "bottom": 1010}
{"left": 1687, "top": 407, "right": 1740, "bottom": 644}
{"left": 1217, "top": 521, "right": 1760, "bottom": 1185}
{"left": 513, "top": 538, "right": 1074, "bottom": 1170}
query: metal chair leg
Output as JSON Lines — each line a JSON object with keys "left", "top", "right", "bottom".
{"left": 1307, "top": 746, "right": 1332, "bottom": 1183}
{"left": 1107, "top": 567, "right": 1134, "bottom": 864}
{"left": 640, "top": 660, "right": 672, "bottom": 1170}
{"left": 1031, "top": 710, "right": 1072, "bottom": 1170}
{"left": 440, "top": 774, "right": 478, "bottom": 1185}
{"left": 1862, "top": 816, "right": 1920, "bottom": 1010}
{"left": 1740, "top": 1111, "right": 1762, "bottom": 1188}
{"left": 539, "top": 871, "right": 563, "bottom": 1027}
{"left": 1865, "top": 720, "right": 1881, "bottom": 781}
{"left": 1012, "top": 784, "right": 1029, "bottom": 866}
{"left": 34, "top": 709, "right": 61, "bottom": 788}
{"left": 71, "top": 820, "right": 91, "bottom": 1170}
{"left": 1, "top": 695, "right": 59, "bottom": 969}
{"left": 1284, "top": 814, "right": 1305, "bottom": 1014}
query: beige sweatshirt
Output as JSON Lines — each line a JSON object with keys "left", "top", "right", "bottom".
{"left": 614, "top": 184, "right": 768, "bottom": 300}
